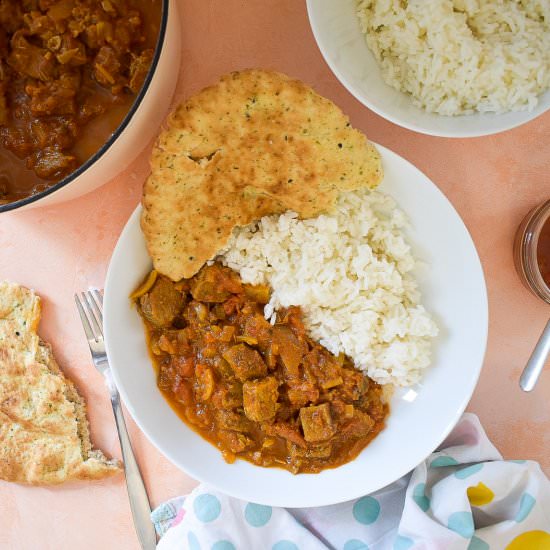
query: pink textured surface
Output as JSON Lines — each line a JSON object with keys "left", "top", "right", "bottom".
{"left": 1, "top": 2, "right": 549, "bottom": 549}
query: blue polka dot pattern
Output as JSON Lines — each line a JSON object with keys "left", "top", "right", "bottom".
{"left": 272, "top": 541, "right": 299, "bottom": 550}
{"left": 430, "top": 456, "right": 459, "bottom": 468}
{"left": 211, "top": 541, "right": 236, "bottom": 550}
{"left": 194, "top": 494, "right": 221, "bottom": 523}
{"left": 353, "top": 496, "right": 380, "bottom": 525}
{"left": 393, "top": 535, "right": 414, "bottom": 550}
{"left": 245, "top": 503, "right": 272, "bottom": 527}
{"left": 343, "top": 539, "right": 369, "bottom": 550}
{"left": 412, "top": 483, "right": 430, "bottom": 512}
{"left": 188, "top": 531, "right": 201, "bottom": 550}
{"left": 515, "top": 493, "right": 536, "bottom": 522}
{"left": 448, "top": 511, "right": 475, "bottom": 538}
{"left": 467, "top": 536, "right": 490, "bottom": 550}
{"left": 454, "top": 464, "right": 483, "bottom": 479}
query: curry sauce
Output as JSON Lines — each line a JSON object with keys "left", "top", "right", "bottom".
{"left": 134, "top": 264, "right": 388, "bottom": 474}
{"left": 0, "top": 0, "right": 162, "bottom": 204}
{"left": 538, "top": 215, "right": 550, "bottom": 288}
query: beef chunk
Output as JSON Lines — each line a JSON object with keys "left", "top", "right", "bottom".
{"left": 211, "top": 381, "right": 243, "bottom": 409}
{"left": 290, "top": 442, "right": 332, "bottom": 460}
{"left": 303, "top": 348, "right": 343, "bottom": 390}
{"left": 27, "top": 73, "right": 79, "bottom": 116}
{"left": 30, "top": 147, "right": 76, "bottom": 179}
{"left": 243, "top": 376, "right": 278, "bottom": 422}
{"left": 222, "top": 343, "right": 267, "bottom": 382}
{"left": 215, "top": 410, "right": 252, "bottom": 433}
{"left": 341, "top": 409, "right": 375, "bottom": 438}
{"left": 272, "top": 325, "right": 307, "bottom": 377}
{"left": 139, "top": 277, "right": 185, "bottom": 328}
{"left": 128, "top": 48, "right": 153, "bottom": 93}
{"left": 190, "top": 264, "right": 242, "bottom": 303}
{"left": 299, "top": 403, "right": 334, "bottom": 443}
{"left": 55, "top": 34, "right": 88, "bottom": 66}
{"left": 93, "top": 45, "right": 121, "bottom": 88}
{"left": 286, "top": 382, "right": 319, "bottom": 408}
{"left": 263, "top": 422, "right": 307, "bottom": 449}
{"left": 9, "top": 32, "right": 57, "bottom": 81}
{"left": 28, "top": 117, "right": 77, "bottom": 151}
{"left": 0, "top": 89, "right": 7, "bottom": 126}
{"left": 0, "top": 1, "right": 23, "bottom": 34}
{"left": 335, "top": 368, "right": 368, "bottom": 401}
{"left": 242, "top": 314, "right": 272, "bottom": 350}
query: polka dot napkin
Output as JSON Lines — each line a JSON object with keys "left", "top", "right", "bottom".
{"left": 151, "top": 414, "right": 550, "bottom": 549}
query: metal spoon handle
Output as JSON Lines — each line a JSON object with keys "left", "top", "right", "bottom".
{"left": 520, "top": 318, "right": 550, "bottom": 392}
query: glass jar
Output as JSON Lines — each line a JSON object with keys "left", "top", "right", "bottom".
{"left": 514, "top": 199, "right": 550, "bottom": 305}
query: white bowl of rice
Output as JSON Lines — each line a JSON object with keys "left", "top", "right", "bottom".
{"left": 306, "top": 0, "right": 550, "bottom": 137}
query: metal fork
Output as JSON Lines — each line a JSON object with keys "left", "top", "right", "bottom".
{"left": 75, "top": 290, "right": 157, "bottom": 550}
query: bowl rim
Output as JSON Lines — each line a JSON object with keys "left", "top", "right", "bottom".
{"left": 305, "top": 0, "right": 550, "bottom": 139}
{"left": 0, "top": 0, "right": 170, "bottom": 214}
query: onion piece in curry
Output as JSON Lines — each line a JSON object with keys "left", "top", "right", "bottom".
{"left": 134, "top": 263, "right": 389, "bottom": 474}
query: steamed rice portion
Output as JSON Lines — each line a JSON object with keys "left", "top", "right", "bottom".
{"left": 356, "top": 0, "right": 550, "bottom": 115}
{"left": 218, "top": 188, "right": 438, "bottom": 387}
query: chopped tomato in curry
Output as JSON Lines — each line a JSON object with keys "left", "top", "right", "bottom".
{"left": 135, "top": 264, "right": 389, "bottom": 474}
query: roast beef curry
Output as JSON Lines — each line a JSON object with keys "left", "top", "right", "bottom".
{"left": 0, "top": 0, "right": 162, "bottom": 204}
{"left": 134, "top": 263, "right": 389, "bottom": 474}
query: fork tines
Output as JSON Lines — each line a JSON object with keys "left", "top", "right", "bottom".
{"left": 74, "top": 289, "right": 104, "bottom": 342}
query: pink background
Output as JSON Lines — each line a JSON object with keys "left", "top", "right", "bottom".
{"left": 1, "top": 2, "right": 549, "bottom": 549}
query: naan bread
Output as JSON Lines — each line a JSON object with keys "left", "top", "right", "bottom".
{"left": 142, "top": 69, "right": 383, "bottom": 281}
{"left": 0, "top": 282, "right": 121, "bottom": 484}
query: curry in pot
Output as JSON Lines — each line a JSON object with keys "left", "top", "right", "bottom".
{"left": 0, "top": 0, "right": 162, "bottom": 204}
{"left": 134, "top": 263, "right": 388, "bottom": 474}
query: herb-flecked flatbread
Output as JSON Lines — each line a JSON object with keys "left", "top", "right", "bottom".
{"left": 0, "top": 282, "right": 121, "bottom": 484}
{"left": 142, "top": 69, "right": 383, "bottom": 281}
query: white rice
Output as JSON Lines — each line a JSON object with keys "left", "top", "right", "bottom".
{"left": 217, "top": 188, "right": 438, "bottom": 387}
{"left": 356, "top": 0, "right": 550, "bottom": 115}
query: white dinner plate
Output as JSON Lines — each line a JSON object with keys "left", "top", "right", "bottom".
{"left": 104, "top": 144, "right": 488, "bottom": 507}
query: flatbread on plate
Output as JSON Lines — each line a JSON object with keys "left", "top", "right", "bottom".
{"left": 142, "top": 69, "right": 383, "bottom": 281}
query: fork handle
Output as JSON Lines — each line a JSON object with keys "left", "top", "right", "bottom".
{"left": 108, "top": 378, "right": 157, "bottom": 549}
